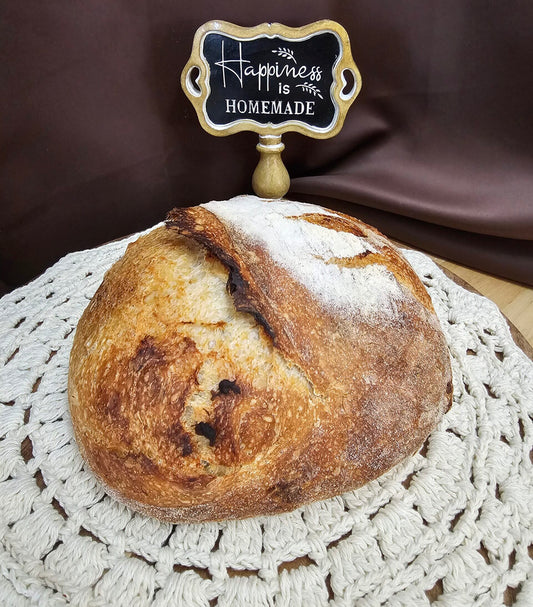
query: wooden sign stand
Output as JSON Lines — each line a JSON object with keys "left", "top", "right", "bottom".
{"left": 182, "top": 20, "right": 361, "bottom": 199}
{"left": 252, "top": 135, "right": 289, "bottom": 199}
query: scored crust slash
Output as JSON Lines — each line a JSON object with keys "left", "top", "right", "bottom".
{"left": 68, "top": 196, "right": 452, "bottom": 523}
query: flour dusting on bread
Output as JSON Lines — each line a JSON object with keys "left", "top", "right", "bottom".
{"left": 203, "top": 196, "right": 403, "bottom": 318}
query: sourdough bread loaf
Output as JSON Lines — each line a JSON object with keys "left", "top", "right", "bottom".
{"left": 68, "top": 196, "right": 452, "bottom": 522}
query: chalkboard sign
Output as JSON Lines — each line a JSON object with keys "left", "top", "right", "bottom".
{"left": 182, "top": 20, "right": 361, "bottom": 138}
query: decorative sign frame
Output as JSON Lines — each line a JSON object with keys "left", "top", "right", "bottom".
{"left": 181, "top": 20, "right": 361, "bottom": 197}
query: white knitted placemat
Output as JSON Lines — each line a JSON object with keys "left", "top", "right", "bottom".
{"left": 1, "top": 228, "right": 532, "bottom": 607}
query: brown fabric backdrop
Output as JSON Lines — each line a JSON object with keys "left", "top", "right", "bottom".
{"left": 1, "top": 1, "right": 532, "bottom": 293}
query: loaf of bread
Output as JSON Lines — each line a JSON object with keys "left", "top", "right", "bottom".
{"left": 68, "top": 196, "right": 452, "bottom": 523}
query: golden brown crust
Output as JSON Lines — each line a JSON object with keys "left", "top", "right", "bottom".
{"left": 68, "top": 197, "right": 452, "bottom": 523}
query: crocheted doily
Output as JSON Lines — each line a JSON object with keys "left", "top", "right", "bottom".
{"left": 1, "top": 229, "right": 532, "bottom": 607}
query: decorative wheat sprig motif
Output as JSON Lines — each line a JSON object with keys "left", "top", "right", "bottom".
{"left": 272, "top": 47, "right": 297, "bottom": 63}
{"left": 295, "top": 82, "right": 324, "bottom": 99}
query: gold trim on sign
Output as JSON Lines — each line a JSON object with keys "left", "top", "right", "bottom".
{"left": 181, "top": 20, "right": 362, "bottom": 139}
